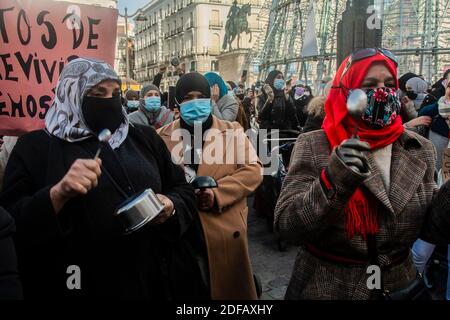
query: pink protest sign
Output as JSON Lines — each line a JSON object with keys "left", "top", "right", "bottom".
{"left": 0, "top": 0, "right": 118, "bottom": 135}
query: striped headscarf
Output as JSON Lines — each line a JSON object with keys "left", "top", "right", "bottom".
{"left": 45, "top": 57, "right": 129, "bottom": 149}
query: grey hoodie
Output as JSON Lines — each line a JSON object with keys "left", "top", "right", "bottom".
{"left": 212, "top": 93, "right": 239, "bottom": 122}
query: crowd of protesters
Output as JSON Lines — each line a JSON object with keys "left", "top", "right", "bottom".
{"left": 0, "top": 48, "right": 449, "bottom": 300}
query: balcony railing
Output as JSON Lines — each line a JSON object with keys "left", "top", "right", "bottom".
{"left": 237, "top": 0, "right": 260, "bottom": 5}
{"left": 185, "top": 47, "right": 196, "bottom": 56}
{"left": 209, "top": 20, "right": 223, "bottom": 28}
{"left": 208, "top": 48, "right": 220, "bottom": 56}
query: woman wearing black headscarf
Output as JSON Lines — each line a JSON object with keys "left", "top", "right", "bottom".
{"left": 291, "top": 85, "right": 314, "bottom": 128}
{"left": 0, "top": 58, "right": 207, "bottom": 299}
{"left": 158, "top": 72, "right": 262, "bottom": 300}
{"left": 257, "top": 70, "right": 298, "bottom": 130}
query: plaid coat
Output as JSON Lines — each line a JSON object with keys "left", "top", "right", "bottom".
{"left": 274, "top": 129, "right": 438, "bottom": 300}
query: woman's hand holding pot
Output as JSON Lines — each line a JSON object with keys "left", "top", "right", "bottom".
{"left": 151, "top": 194, "right": 175, "bottom": 225}
{"left": 197, "top": 189, "right": 215, "bottom": 211}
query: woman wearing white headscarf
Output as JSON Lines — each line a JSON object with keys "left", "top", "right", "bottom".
{"left": 405, "top": 77, "right": 429, "bottom": 110}
{"left": 0, "top": 58, "right": 208, "bottom": 299}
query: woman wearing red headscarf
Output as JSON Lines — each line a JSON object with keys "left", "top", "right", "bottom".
{"left": 275, "top": 49, "right": 449, "bottom": 300}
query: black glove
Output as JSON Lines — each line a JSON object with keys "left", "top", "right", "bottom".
{"left": 335, "top": 138, "right": 371, "bottom": 174}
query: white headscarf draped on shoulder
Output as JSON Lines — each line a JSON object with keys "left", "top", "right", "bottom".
{"left": 45, "top": 57, "right": 129, "bottom": 149}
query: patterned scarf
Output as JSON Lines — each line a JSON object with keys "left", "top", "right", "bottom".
{"left": 323, "top": 53, "right": 403, "bottom": 239}
{"left": 45, "top": 57, "right": 129, "bottom": 149}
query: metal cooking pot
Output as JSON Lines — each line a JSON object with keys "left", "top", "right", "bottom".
{"left": 115, "top": 188, "right": 165, "bottom": 235}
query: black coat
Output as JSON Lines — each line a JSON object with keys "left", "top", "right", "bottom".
{"left": 0, "top": 207, "right": 23, "bottom": 299}
{"left": 293, "top": 95, "right": 313, "bottom": 128}
{"left": 258, "top": 94, "right": 298, "bottom": 130}
{"left": 303, "top": 115, "right": 324, "bottom": 133}
{"left": 420, "top": 78, "right": 446, "bottom": 109}
{"left": 420, "top": 180, "right": 450, "bottom": 246}
{"left": 0, "top": 124, "right": 208, "bottom": 299}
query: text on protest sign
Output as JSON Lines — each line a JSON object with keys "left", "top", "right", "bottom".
{"left": 0, "top": 0, "right": 118, "bottom": 135}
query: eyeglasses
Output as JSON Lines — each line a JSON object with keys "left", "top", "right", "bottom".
{"left": 340, "top": 48, "right": 399, "bottom": 82}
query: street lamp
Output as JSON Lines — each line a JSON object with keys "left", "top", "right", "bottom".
{"left": 118, "top": 7, "right": 148, "bottom": 90}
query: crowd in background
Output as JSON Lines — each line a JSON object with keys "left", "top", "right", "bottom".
{"left": 0, "top": 49, "right": 449, "bottom": 300}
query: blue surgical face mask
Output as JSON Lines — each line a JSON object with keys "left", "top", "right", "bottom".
{"left": 144, "top": 96, "right": 161, "bottom": 112}
{"left": 127, "top": 100, "right": 139, "bottom": 109}
{"left": 273, "top": 78, "right": 285, "bottom": 91}
{"left": 180, "top": 98, "right": 212, "bottom": 126}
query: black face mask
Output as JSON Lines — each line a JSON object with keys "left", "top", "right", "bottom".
{"left": 82, "top": 96, "right": 124, "bottom": 134}
{"left": 406, "top": 91, "right": 418, "bottom": 100}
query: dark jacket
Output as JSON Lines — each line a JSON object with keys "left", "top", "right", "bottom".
{"left": 420, "top": 180, "right": 450, "bottom": 246}
{"left": 258, "top": 94, "right": 298, "bottom": 130}
{"left": 275, "top": 129, "right": 439, "bottom": 299}
{"left": 0, "top": 124, "right": 208, "bottom": 299}
{"left": 420, "top": 78, "right": 447, "bottom": 108}
{"left": 153, "top": 72, "right": 163, "bottom": 88}
{"left": 0, "top": 207, "right": 23, "bottom": 299}
{"left": 418, "top": 102, "right": 449, "bottom": 138}
{"left": 292, "top": 94, "right": 313, "bottom": 128}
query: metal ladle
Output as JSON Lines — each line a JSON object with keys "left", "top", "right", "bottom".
{"left": 346, "top": 89, "right": 368, "bottom": 139}
{"left": 94, "top": 129, "right": 112, "bottom": 159}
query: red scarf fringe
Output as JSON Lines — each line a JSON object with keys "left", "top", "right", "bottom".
{"left": 344, "top": 188, "right": 379, "bottom": 240}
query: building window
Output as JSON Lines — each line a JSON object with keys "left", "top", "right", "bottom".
{"left": 210, "top": 33, "right": 220, "bottom": 55}
{"left": 211, "top": 60, "right": 219, "bottom": 71}
{"left": 211, "top": 10, "right": 220, "bottom": 25}
{"left": 190, "top": 61, "right": 196, "bottom": 72}
{"left": 189, "top": 12, "right": 194, "bottom": 28}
